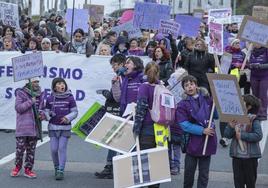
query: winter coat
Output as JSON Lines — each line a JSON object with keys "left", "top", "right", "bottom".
{"left": 63, "top": 38, "right": 94, "bottom": 57}
{"left": 184, "top": 50, "right": 215, "bottom": 90}
{"left": 45, "top": 90, "right": 78, "bottom": 131}
{"left": 225, "top": 46, "right": 246, "bottom": 69}
{"left": 15, "top": 86, "right": 44, "bottom": 137}
{"left": 176, "top": 87, "right": 217, "bottom": 156}
{"left": 158, "top": 60, "right": 174, "bottom": 86}
{"left": 224, "top": 117, "right": 262, "bottom": 159}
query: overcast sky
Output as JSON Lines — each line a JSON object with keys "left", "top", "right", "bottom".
{"left": 32, "top": 0, "right": 133, "bottom": 15}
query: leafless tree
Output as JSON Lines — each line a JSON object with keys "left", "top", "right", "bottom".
{"left": 28, "top": 0, "right": 32, "bottom": 17}
{"left": 40, "top": 0, "right": 45, "bottom": 16}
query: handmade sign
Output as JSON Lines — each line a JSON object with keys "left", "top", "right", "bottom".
{"left": 231, "top": 15, "right": 245, "bottom": 24}
{"left": 85, "top": 113, "right": 136, "bottom": 154}
{"left": 65, "top": 8, "right": 88, "bottom": 33}
{"left": 175, "top": 15, "right": 201, "bottom": 37}
{"left": 158, "top": 19, "right": 180, "bottom": 38}
{"left": 208, "top": 8, "right": 232, "bottom": 24}
{"left": 0, "top": 2, "right": 19, "bottom": 28}
{"left": 12, "top": 52, "right": 43, "bottom": 82}
{"left": 193, "top": 9, "right": 205, "bottom": 19}
{"left": 111, "top": 20, "right": 142, "bottom": 39}
{"left": 83, "top": 4, "right": 104, "bottom": 23}
{"left": 206, "top": 73, "right": 249, "bottom": 124}
{"left": 220, "top": 53, "right": 232, "bottom": 75}
{"left": 113, "top": 147, "right": 171, "bottom": 188}
{"left": 208, "top": 22, "right": 223, "bottom": 55}
{"left": 252, "top": 6, "right": 268, "bottom": 20}
{"left": 237, "top": 16, "right": 268, "bottom": 48}
{"left": 133, "top": 2, "right": 171, "bottom": 30}
{"left": 72, "top": 102, "right": 105, "bottom": 139}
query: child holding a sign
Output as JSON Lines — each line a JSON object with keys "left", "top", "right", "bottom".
{"left": 44, "top": 77, "right": 78, "bottom": 180}
{"left": 11, "top": 78, "right": 45, "bottom": 178}
{"left": 224, "top": 94, "right": 262, "bottom": 188}
{"left": 176, "top": 75, "right": 217, "bottom": 188}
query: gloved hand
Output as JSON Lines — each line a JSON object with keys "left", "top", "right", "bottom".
{"left": 96, "top": 89, "right": 112, "bottom": 99}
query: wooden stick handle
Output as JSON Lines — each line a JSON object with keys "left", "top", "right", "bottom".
{"left": 240, "top": 43, "right": 253, "bottom": 71}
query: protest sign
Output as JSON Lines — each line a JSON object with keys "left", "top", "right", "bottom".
{"left": 111, "top": 20, "right": 142, "bottom": 39}
{"left": 72, "top": 102, "right": 105, "bottom": 139}
{"left": 65, "top": 8, "right": 88, "bottom": 33}
{"left": 85, "top": 113, "right": 136, "bottom": 154}
{"left": 193, "top": 9, "right": 205, "bottom": 19}
{"left": 208, "top": 8, "right": 232, "bottom": 24}
{"left": 208, "top": 22, "right": 223, "bottom": 55}
{"left": 133, "top": 2, "right": 171, "bottom": 30}
{"left": 12, "top": 52, "right": 44, "bottom": 82}
{"left": 220, "top": 53, "right": 232, "bottom": 74}
{"left": 207, "top": 73, "right": 249, "bottom": 123}
{"left": 119, "top": 10, "right": 134, "bottom": 24}
{"left": 158, "top": 19, "right": 180, "bottom": 38}
{"left": 252, "top": 6, "right": 268, "bottom": 20}
{"left": 231, "top": 15, "right": 244, "bottom": 24}
{"left": 0, "top": 2, "right": 19, "bottom": 28}
{"left": 83, "top": 4, "right": 104, "bottom": 23}
{"left": 237, "top": 16, "right": 268, "bottom": 48}
{"left": 113, "top": 147, "right": 171, "bottom": 188}
{"left": 0, "top": 52, "right": 152, "bottom": 130}
{"left": 175, "top": 15, "right": 201, "bottom": 37}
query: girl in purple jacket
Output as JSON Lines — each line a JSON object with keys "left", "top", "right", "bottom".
{"left": 44, "top": 77, "right": 78, "bottom": 180}
{"left": 11, "top": 78, "right": 44, "bottom": 178}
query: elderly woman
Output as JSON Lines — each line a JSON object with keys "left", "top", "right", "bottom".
{"left": 98, "top": 43, "right": 111, "bottom": 56}
{"left": 41, "top": 38, "right": 52, "bottom": 51}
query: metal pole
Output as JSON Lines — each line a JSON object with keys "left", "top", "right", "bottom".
{"left": 69, "top": 0, "right": 75, "bottom": 52}
{"left": 233, "top": 0, "right": 236, "bottom": 15}
{"left": 188, "top": 0, "right": 191, "bottom": 15}
{"left": 172, "top": 0, "right": 175, "bottom": 18}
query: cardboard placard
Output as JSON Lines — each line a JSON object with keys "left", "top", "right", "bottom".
{"left": 85, "top": 113, "right": 136, "bottom": 154}
{"left": 237, "top": 15, "right": 268, "bottom": 48}
{"left": 158, "top": 19, "right": 181, "bottom": 38}
{"left": 113, "top": 147, "right": 171, "bottom": 188}
{"left": 65, "top": 8, "right": 89, "bottom": 33}
{"left": 11, "top": 52, "right": 44, "bottom": 82}
{"left": 0, "top": 2, "right": 19, "bottom": 28}
{"left": 133, "top": 2, "right": 171, "bottom": 30}
{"left": 220, "top": 53, "right": 232, "bottom": 74}
{"left": 208, "top": 22, "right": 223, "bottom": 55}
{"left": 175, "top": 15, "right": 201, "bottom": 37}
{"left": 111, "top": 20, "right": 142, "bottom": 39}
{"left": 252, "top": 6, "right": 268, "bottom": 20}
{"left": 208, "top": 8, "right": 232, "bottom": 24}
{"left": 72, "top": 102, "right": 105, "bottom": 139}
{"left": 207, "top": 73, "right": 249, "bottom": 124}
{"left": 83, "top": 4, "right": 104, "bottom": 23}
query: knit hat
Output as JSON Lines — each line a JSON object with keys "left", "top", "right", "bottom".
{"left": 231, "top": 38, "right": 240, "bottom": 46}
{"left": 51, "top": 77, "right": 67, "bottom": 91}
{"left": 25, "top": 76, "right": 40, "bottom": 84}
{"left": 39, "top": 20, "right": 46, "bottom": 27}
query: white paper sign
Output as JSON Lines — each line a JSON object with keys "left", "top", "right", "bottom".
{"left": 0, "top": 2, "right": 19, "bottom": 28}
{"left": 12, "top": 52, "right": 44, "bottom": 82}
{"left": 220, "top": 53, "right": 233, "bottom": 74}
{"left": 208, "top": 8, "right": 232, "bottom": 24}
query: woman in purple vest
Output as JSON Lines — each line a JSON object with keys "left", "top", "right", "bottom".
{"left": 249, "top": 44, "right": 268, "bottom": 121}
{"left": 113, "top": 56, "right": 144, "bottom": 115}
{"left": 44, "top": 77, "right": 78, "bottom": 180}
{"left": 133, "top": 62, "right": 161, "bottom": 188}
{"left": 176, "top": 75, "right": 217, "bottom": 188}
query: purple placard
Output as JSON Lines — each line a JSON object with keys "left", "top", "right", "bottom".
{"left": 175, "top": 15, "right": 201, "bottom": 37}
{"left": 133, "top": 2, "right": 171, "bottom": 30}
{"left": 65, "top": 8, "right": 88, "bottom": 33}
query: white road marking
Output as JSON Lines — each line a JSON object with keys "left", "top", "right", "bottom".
{"left": 0, "top": 136, "right": 50, "bottom": 166}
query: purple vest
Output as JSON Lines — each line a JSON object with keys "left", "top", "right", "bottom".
{"left": 250, "top": 47, "right": 268, "bottom": 79}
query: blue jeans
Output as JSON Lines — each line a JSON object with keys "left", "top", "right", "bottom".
{"left": 168, "top": 143, "right": 181, "bottom": 170}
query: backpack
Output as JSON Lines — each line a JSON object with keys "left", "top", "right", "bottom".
{"left": 149, "top": 84, "right": 176, "bottom": 126}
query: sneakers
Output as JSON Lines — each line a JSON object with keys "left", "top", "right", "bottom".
{"left": 24, "top": 168, "right": 37, "bottom": 178}
{"left": 219, "top": 138, "right": 229, "bottom": 148}
{"left": 55, "top": 170, "right": 64, "bottom": 180}
{"left": 170, "top": 168, "right": 180, "bottom": 175}
{"left": 95, "top": 165, "right": 113, "bottom": 179}
{"left": 10, "top": 166, "right": 21, "bottom": 177}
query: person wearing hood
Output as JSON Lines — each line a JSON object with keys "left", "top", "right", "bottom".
{"left": 249, "top": 44, "right": 268, "bottom": 121}
{"left": 63, "top": 28, "right": 94, "bottom": 57}
{"left": 44, "top": 77, "right": 78, "bottom": 180}
{"left": 41, "top": 38, "right": 52, "bottom": 51}
{"left": 184, "top": 39, "right": 215, "bottom": 91}
{"left": 92, "top": 28, "right": 102, "bottom": 53}
{"left": 10, "top": 77, "right": 45, "bottom": 178}
{"left": 111, "top": 36, "right": 129, "bottom": 55}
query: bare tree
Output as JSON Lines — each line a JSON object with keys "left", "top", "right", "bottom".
{"left": 40, "top": 0, "right": 45, "bottom": 16}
